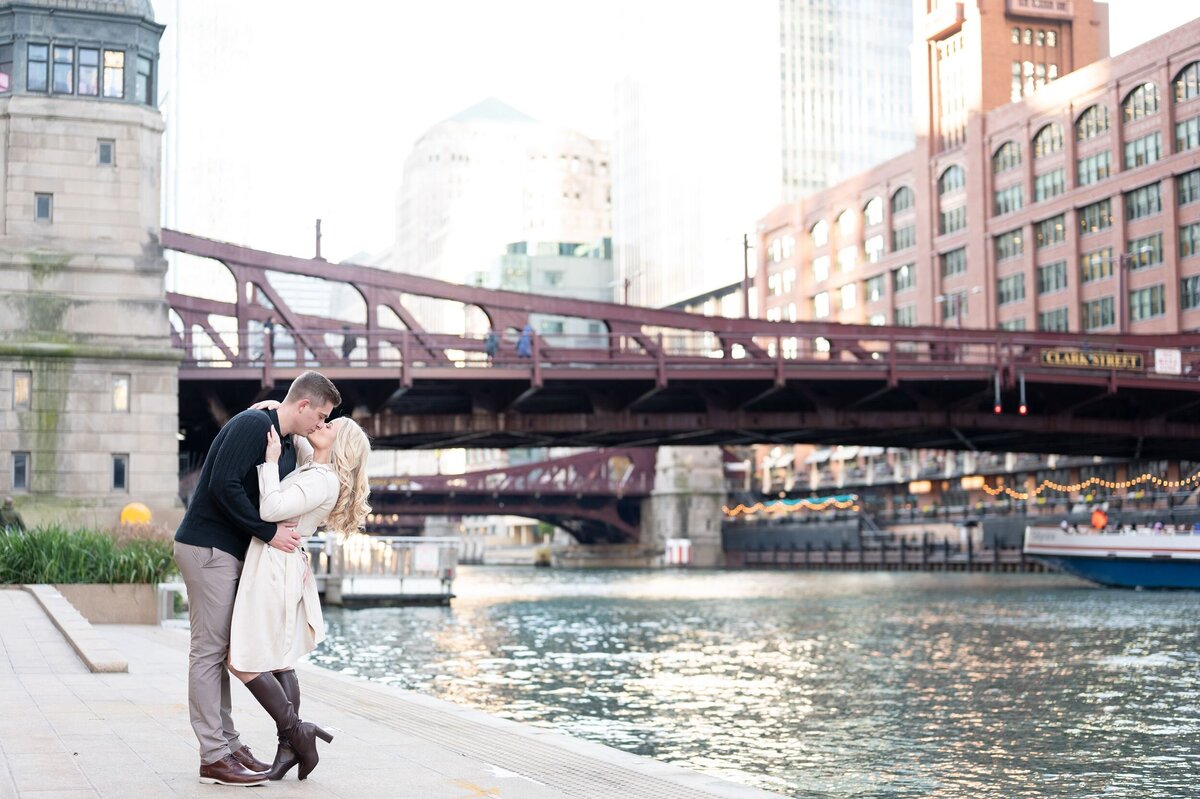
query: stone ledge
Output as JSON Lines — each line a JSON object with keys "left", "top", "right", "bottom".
{"left": 21, "top": 584, "right": 128, "bottom": 673}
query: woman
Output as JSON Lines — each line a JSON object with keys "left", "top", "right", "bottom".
{"left": 227, "top": 416, "right": 372, "bottom": 780}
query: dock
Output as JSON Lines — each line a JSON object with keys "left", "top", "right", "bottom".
{"left": 0, "top": 587, "right": 782, "bottom": 799}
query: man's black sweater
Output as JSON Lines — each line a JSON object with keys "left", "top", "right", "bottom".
{"left": 175, "top": 408, "right": 297, "bottom": 560}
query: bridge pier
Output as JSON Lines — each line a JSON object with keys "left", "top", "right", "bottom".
{"left": 640, "top": 446, "right": 726, "bottom": 567}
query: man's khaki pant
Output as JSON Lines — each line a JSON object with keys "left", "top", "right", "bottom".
{"left": 174, "top": 542, "right": 246, "bottom": 764}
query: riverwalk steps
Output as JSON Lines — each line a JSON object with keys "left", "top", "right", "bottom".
{"left": 0, "top": 587, "right": 784, "bottom": 799}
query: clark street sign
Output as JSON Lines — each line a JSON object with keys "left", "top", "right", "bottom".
{"left": 1039, "top": 348, "right": 1144, "bottom": 370}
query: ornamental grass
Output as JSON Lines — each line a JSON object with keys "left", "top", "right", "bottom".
{"left": 0, "top": 524, "right": 177, "bottom": 584}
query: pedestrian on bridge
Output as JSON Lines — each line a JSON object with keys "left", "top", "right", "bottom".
{"left": 484, "top": 328, "right": 499, "bottom": 364}
{"left": 173, "top": 371, "right": 340, "bottom": 787}
{"left": 517, "top": 323, "right": 534, "bottom": 358}
{"left": 341, "top": 325, "right": 357, "bottom": 363}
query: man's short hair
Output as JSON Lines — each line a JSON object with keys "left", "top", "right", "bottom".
{"left": 284, "top": 371, "right": 341, "bottom": 409}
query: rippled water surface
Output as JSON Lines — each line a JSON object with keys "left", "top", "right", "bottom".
{"left": 310, "top": 568, "right": 1200, "bottom": 798}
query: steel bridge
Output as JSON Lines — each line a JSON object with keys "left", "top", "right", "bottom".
{"left": 165, "top": 230, "right": 1200, "bottom": 460}
{"left": 368, "top": 448, "right": 657, "bottom": 543}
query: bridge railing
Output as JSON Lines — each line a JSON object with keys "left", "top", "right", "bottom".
{"left": 172, "top": 326, "right": 1200, "bottom": 386}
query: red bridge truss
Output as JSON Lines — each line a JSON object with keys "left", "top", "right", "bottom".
{"left": 366, "top": 448, "right": 657, "bottom": 543}
{"left": 165, "top": 230, "right": 1200, "bottom": 459}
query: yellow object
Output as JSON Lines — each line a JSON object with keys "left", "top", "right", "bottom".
{"left": 120, "top": 502, "right": 152, "bottom": 525}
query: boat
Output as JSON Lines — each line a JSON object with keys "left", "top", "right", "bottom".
{"left": 1023, "top": 525, "right": 1200, "bottom": 589}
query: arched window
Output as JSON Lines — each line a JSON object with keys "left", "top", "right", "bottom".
{"left": 937, "top": 165, "right": 966, "bottom": 196}
{"left": 891, "top": 186, "right": 914, "bottom": 214}
{"left": 863, "top": 197, "right": 884, "bottom": 227}
{"left": 1122, "top": 83, "right": 1159, "bottom": 122}
{"left": 1033, "top": 123, "right": 1063, "bottom": 158}
{"left": 992, "top": 141, "right": 1021, "bottom": 174}
{"left": 1075, "top": 104, "right": 1109, "bottom": 141}
{"left": 836, "top": 209, "right": 855, "bottom": 236}
{"left": 810, "top": 219, "right": 829, "bottom": 248}
{"left": 1175, "top": 62, "right": 1200, "bottom": 104}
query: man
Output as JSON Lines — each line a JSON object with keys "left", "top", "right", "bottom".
{"left": 341, "top": 325, "right": 357, "bottom": 364}
{"left": 0, "top": 497, "right": 24, "bottom": 532}
{"left": 174, "top": 371, "right": 340, "bottom": 786}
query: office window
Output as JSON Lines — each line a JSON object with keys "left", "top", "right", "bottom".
{"left": 1080, "top": 247, "right": 1114, "bottom": 283}
{"left": 1122, "top": 83, "right": 1160, "bottom": 122}
{"left": 34, "top": 193, "right": 52, "bottom": 222}
{"left": 1036, "top": 29, "right": 1045, "bottom": 47}
{"left": 939, "top": 206, "right": 966, "bottom": 235}
{"left": 891, "top": 186, "right": 914, "bottom": 214}
{"left": 1076, "top": 151, "right": 1110, "bottom": 186}
{"left": 1011, "top": 27, "right": 1020, "bottom": 44}
{"left": 938, "top": 166, "right": 966, "bottom": 195}
{"left": 810, "top": 220, "right": 829, "bottom": 248}
{"left": 840, "top": 283, "right": 857, "bottom": 311}
{"left": 1177, "top": 116, "right": 1200, "bottom": 152}
{"left": 864, "top": 234, "right": 884, "bottom": 264}
{"left": 1182, "top": 276, "right": 1200, "bottom": 310}
{"left": 12, "top": 452, "right": 29, "bottom": 491}
{"left": 999, "top": 318, "right": 1027, "bottom": 331}
{"left": 1046, "top": 31, "right": 1058, "bottom": 48}
{"left": 102, "top": 49, "right": 124, "bottom": 98}
{"left": 1075, "top": 105, "right": 1109, "bottom": 141}
{"left": 1023, "top": 28, "right": 1032, "bottom": 45}
{"left": 994, "top": 184, "right": 1023, "bottom": 216}
{"left": 1177, "top": 168, "right": 1200, "bottom": 206}
{"left": 1078, "top": 199, "right": 1112, "bottom": 235}
{"left": 13, "top": 370, "right": 31, "bottom": 410}
{"left": 1127, "top": 233, "right": 1163, "bottom": 270}
{"left": 893, "top": 263, "right": 915, "bottom": 293}
{"left": 135, "top": 55, "right": 152, "bottom": 105}
{"left": 837, "top": 209, "right": 855, "bottom": 237}
{"left": 812, "top": 255, "right": 830, "bottom": 283}
{"left": 940, "top": 247, "right": 967, "bottom": 278}
{"left": 1034, "top": 168, "right": 1066, "bottom": 202}
{"left": 993, "top": 142, "right": 1021, "bottom": 174}
{"left": 78, "top": 47, "right": 99, "bottom": 96}
{"left": 813, "top": 292, "right": 830, "bottom": 319}
{"left": 781, "top": 236, "right": 795, "bottom": 259}
{"left": 52, "top": 45, "right": 73, "bottom": 93}
{"left": 1124, "top": 132, "right": 1161, "bottom": 170}
{"left": 865, "top": 274, "right": 886, "bottom": 303}
{"left": 997, "top": 274, "right": 1026, "bottom": 305}
{"left": 112, "top": 454, "right": 129, "bottom": 492}
{"left": 1124, "top": 182, "right": 1162, "bottom": 220}
{"left": 1128, "top": 285, "right": 1166, "bottom": 322}
{"left": 894, "top": 305, "right": 916, "bottom": 326}
{"left": 1037, "top": 261, "right": 1068, "bottom": 294}
{"left": 1035, "top": 215, "right": 1066, "bottom": 249}
{"left": 0, "top": 44, "right": 11, "bottom": 94}
{"left": 868, "top": 313, "right": 886, "bottom": 326}
{"left": 863, "top": 197, "right": 884, "bottom": 227}
{"left": 112, "top": 374, "right": 130, "bottom": 412}
{"left": 1181, "top": 222, "right": 1200, "bottom": 258}
{"left": 994, "top": 229, "right": 1023, "bottom": 261}
{"left": 891, "top": 224, "right": 915, "bottom": 251}
{"left": 1038, "top": 307, "right": 1069, "bottom": 331}
{"left": 1033, "top": 123, "right": 1064, "bottom": 158}
{"left": 1175, "top": 61, "right": 1200, "bottom": 103}
{"left": 837, "top": 245, "right": 857, "bottom": 273}
{"left": 98, "top": 139, "right": 115, "bottom": 166}
{"left": 27, "top": 43, "right": 48, "bottom": 92}
{"left": 1082, "top": 296, "right": 1115, "bottom": 330}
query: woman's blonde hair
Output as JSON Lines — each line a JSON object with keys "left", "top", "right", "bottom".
{"left": 325, "top": 418, "right": 372, "bottom": 535}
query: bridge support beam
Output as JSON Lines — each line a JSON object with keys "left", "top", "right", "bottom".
{"left": 641, "top": 446, "right": 726, "bottom": 567}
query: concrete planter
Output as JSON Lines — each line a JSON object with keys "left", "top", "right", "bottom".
{"left": 54, "top": 583, "right": 158, "bottom": 625}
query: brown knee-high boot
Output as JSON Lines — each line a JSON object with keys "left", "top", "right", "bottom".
{"left": 244, "top": 673, "right": 333, "bottom": 780}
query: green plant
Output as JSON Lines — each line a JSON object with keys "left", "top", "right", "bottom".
{"left": 0, "top": 525, "right": 177, "bottom": 584}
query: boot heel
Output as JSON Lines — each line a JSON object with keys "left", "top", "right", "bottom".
{"left": 314, "top": 726, "right": 334, "bottom": 743}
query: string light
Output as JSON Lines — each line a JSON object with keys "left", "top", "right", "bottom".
{"left": 724, "top": 494, "right": 859, "bottom": 518}
{"left": 978, "top": 471, "right": 1200, "bottom": 501}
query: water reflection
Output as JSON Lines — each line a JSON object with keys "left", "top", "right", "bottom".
{"left": 311, "top": 568, "right": 1200, "bottom": 798}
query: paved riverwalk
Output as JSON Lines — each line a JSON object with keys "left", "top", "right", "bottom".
{"left": 0, "top": 588, "right": 783, "bottom": 799}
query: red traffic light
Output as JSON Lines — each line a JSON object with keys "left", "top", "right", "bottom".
{"left": 1018, "top": 403, "right": 1028, "bottom": 415}
{"left": 993, "top": 403, "right": 1002, "bottom": 414}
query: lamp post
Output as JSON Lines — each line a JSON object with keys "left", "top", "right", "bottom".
{"left": 934, "top": 286, "right": 983, "bottom": 328}
{"left": 1116, "top": 245, "right": 1157, "bottom": 332}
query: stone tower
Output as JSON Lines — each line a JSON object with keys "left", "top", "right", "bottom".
{"left": 0, "top": 0, "right": 179, "bottom": 527}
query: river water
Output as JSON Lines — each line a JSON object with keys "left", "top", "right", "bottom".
{"left": 310, "top": 567, "right": 1200, "bottom": 798}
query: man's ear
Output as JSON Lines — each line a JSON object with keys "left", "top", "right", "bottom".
{"left": 296, "top": 398, "right": 310, "bottom": 413}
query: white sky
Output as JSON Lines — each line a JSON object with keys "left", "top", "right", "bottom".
{"left": 152, "top": 0, "right": 1199, "bottom": 264}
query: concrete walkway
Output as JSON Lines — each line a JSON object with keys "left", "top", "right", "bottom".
{"left": 0, "top": 588, "right": 784, "bottom": 799}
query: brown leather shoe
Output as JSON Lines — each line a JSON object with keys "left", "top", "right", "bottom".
{"left": 231, "top": 745, "right": 271, "bottom": 773}
{"left": 199, "top": 754, "right": 268, "bottom": 786}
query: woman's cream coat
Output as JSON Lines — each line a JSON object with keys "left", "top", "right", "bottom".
{"left": 229, "top": 452, "right": 338, "bottom": 672}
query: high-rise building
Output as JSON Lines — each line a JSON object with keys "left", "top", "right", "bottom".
{"left": 393, "top": 98, "right": 611, "bottom": 334}
{"left": 612, "top": 0, "right": 916, "bottom": 311}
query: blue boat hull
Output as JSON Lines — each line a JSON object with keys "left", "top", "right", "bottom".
{"left": 1033, "top": 555, "right": 1200, "bottom": 589}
